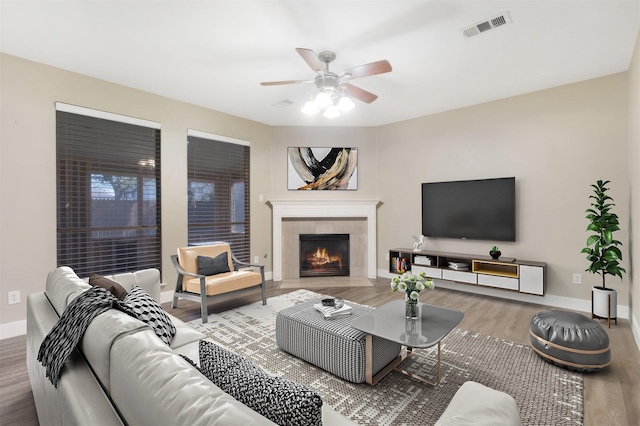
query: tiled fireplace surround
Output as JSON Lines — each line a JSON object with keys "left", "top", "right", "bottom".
{"left": 268, "top": 200, "right": 380, "bottom": 281}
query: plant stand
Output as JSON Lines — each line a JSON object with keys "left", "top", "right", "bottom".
{"left": 591, "top": 290, "right": 617, "bottom": 328}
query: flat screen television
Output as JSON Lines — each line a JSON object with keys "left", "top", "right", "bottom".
{"left": 421, "top": 177, "right": 516, "bottom": 242}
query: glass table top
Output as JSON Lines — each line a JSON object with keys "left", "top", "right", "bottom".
{"left": 351, "top": 299, "right": 464, "bottom": 348}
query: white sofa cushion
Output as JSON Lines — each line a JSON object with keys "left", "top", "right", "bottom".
{"left": 110, "top": 330, "right": 275, "bottom": 425}
{"left": 435, "top": 381, "right": 521, "bottom": 426}
{"left": 81, "top": 310, "right": 148, "bottom": 392}
{"left": 168, "top": 313, "right": 206, "bottom": 350}
{"left": 46, "top": 266, "right": 91, "bottom": 315}
{"left": 107, "top": 268, "right": 161, "bottom": 302}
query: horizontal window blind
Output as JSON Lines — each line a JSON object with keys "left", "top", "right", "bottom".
{"left": 56, "top": 110, "right": 162, "bottom": 277}
{"left": 187, "top": 135, "right": 250, "bottom": 262}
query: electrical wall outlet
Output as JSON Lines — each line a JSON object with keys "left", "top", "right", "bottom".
{"left": 8, "top": 291, "right": 20, "bottom": 305}
{"left": 254, "top": 256, "right": 260, "bottom": 264}
{"left": 572, "top": 273, "right": 582, "bottom": 285}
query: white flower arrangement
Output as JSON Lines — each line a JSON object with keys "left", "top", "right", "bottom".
{"left": 390, "top": 271, "right": 435, "bottom": 300}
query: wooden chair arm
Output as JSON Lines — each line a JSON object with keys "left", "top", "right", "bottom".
{"left": 230, "top": 252, "right": 264, "bottom": 272}
{"left": 170, "top": 254, "right": 205, "bottom": 279}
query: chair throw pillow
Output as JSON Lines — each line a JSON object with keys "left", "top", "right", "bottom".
{"left": 197, "top": 253, "right": 231, "bottom": 276}
{"left": 124, "top": 285, "right": 176, "bottom": 345}
{"left": 199, "top": 340, "right": 322, "bottom": 426}
{"left": 89, "top": 274, "right": 128, "bottom": 300}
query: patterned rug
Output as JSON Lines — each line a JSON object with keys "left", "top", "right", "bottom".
{"left": 188, "top": 290, "right": 583, "bottom": 426}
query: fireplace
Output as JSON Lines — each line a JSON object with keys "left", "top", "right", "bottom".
{"left": 268, "top": 200, "right": 380, "bottom": 281}
{"left": 299, "top": 234, "right": 350, "bottom": 277}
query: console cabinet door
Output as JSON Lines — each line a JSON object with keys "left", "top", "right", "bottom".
{"left": 519, "top": 265, "right": 544, "bottom": 295}
{"left": 442, "top": 269, "right": 477, "bottom": 284}
{"left": 477, "top": 274, "right": 519, "bottom": 290}
{"left": 412, "top": 265, "right": 442, "bottom": 279}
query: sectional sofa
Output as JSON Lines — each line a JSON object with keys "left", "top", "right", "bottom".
{"left": 26, "top": 266, "right": 353, "bottom": 425}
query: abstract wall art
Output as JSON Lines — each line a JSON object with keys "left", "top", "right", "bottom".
{"left": 287, "top": 147, "right": 358, "bottom": 190}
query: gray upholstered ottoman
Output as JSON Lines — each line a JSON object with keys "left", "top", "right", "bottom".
{"left": 529, "top": 310, "right": 611, "bottom": 372}
{"left": 276, "top": 298, "right": 402, "bottom": 383}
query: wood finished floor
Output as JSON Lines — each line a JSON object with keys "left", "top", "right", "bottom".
{"left": 1, "top": 278, "right": 638, "bottom": 425}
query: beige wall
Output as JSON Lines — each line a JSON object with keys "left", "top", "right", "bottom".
{"left": 376, "top": 73, "right": 630, "bottom": 304}
{"left": 0, "top": 53, "right": 273, "bottom": 326}
{"left": 629, "top": 30, "right": 640, "bottom": 338}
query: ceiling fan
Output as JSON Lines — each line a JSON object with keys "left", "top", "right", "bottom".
{"left": 261, "top": 48, "right": 392, "bottom": 116}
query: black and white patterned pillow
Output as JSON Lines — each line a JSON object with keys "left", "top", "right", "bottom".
{"left": 199, "top": 340, "right": 322, "bottom": 426}
{"left": 124, "top": 285, "right": 176, "bottom": 345}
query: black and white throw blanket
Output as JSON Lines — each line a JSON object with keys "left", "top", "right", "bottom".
{"left": 37, "top": 286, "right": 138, "bottom": 387}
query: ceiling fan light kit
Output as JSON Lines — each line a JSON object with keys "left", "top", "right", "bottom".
{"left": 261, "top": 48, "right": 392, "bottom": 119}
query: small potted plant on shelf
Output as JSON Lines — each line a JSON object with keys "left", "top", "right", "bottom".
{"left": 490, "top": 246, "right": 501, "bottom": 259}
{"left": 581, "top": 179, "right": 626, "bottom": 326}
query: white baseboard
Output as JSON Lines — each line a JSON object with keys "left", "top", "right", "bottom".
{"left": 0, "top": 320, "right": 26, "bottom": 340}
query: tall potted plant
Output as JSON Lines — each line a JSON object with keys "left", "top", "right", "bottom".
{"left": 581, "top": 179, "right": 626, "bottom": 324}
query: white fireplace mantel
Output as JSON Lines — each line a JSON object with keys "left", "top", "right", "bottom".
{"left": 267, "top": 200, "right": 381, "bottom": 281}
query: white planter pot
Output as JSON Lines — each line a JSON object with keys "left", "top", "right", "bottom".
{"left": 592, "top": 286, "right": 617, "bottom": 319}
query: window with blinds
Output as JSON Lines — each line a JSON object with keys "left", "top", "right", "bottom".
{"left": 56, "top": 109, "right": 162, "bottom": 277}
{"left": 187, "top": 134, "right": 250, "bottom": 262}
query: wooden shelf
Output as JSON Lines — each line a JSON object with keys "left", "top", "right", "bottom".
{"left": 388, "top": 248, "right": 545, "bottom": 296}
{"left": 472, "top": 260, "right": 519, "bottom": 278}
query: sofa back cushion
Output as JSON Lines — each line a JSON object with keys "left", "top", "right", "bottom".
{"left": 81, "top": 310, "right": 148, "bottom": 392}
{"left": 177, "top": 244, "right": 234, "bottom": 290}
{"left": 89, "top": 275, "right": 128, "bottom": 300}
{"left": 46, "top": 267, "right": 92, "bottom": 315}
{"left": 109, "top": 330, "right": 276, "bottom": 426}
{"left": 106, "top": 268, "right": 161, "bottom": 302}
{"left": 47, "top": 267, "right": 162, "bottom": 317}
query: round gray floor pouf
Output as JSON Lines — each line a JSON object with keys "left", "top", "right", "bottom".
{"left": 529, "top": 310, "right": 611, "bottom": 372}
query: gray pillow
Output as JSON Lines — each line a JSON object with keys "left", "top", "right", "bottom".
{"left": 199, "top": 340, "right": 322, "bottom": 426}
{"left": 197, "top": 253, "right": 230, "bottom": 276}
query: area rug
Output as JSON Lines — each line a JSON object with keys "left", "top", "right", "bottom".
{"left": 188, "top": 290, "right": 583, "bottom": 426}
{"left": 279, "top": 276, "right": 374, "bottom": 289}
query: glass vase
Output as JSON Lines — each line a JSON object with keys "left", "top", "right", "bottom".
{"left": 405, "top": 298, "right": 419, "bottom": 319}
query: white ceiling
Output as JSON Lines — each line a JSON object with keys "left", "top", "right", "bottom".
{"left": 1, "top": 1, "right": 639, "bottom": 127}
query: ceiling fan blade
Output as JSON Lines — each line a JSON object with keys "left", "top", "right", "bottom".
{"left": 260, "top": 79, "right": 313, "bottom": 86}
{"left": 341, "top": 60, "right": 392, "bottom": 80}
{"left": 345, "top": 83, "right": 378, "bottom": 104}
{"left": 296, "top": 48, "right": 327, "bottom": 73}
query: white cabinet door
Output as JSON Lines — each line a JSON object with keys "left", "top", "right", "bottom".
{"left": 442, "top": 269, "right": 477, "bottom": 284}
{"left": 519, "top": 265, "right": 544, "bottom": 295}
{"left": 412, "top": 265, "right": 442, "bottom": 279}
{"left": 477, "top": 274, "right": 519, "bottom": 290}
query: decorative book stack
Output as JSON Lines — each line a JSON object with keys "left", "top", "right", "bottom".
{"left": 313, "top": 303, "right": 352, "bottom": 319}
{"left": 448, "top": 262, "right": 469, "bottom": 271}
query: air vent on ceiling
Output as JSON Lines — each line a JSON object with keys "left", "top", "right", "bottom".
{"left": 462, "top": 11, "right": 512, "bottom": 39}
{"left": 271, "top": 99, "right": 294, "bottom": 108}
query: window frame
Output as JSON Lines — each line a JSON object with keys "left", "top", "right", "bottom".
{"left": 186, "top": 129, "right": 251, "bottom": 262}
{"left": 56, "top": 103, "right": 162, "bottom": 277}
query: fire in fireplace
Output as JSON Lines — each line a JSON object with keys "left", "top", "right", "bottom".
{"left": 299, "top": 234, "right": 350, "bottom": 277}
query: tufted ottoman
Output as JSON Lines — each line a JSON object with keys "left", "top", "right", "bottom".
{"left": 276, "top": 298, "right": 402, "bottom": 383}
{"left": 529, "top": 310, "right": 611, "bottom": 372}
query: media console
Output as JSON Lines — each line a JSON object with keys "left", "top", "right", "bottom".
{"left": 389, "top": 248, "right": 546, "bottom": 296}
